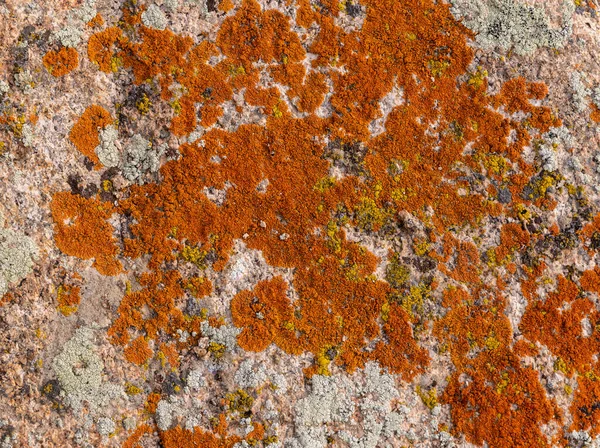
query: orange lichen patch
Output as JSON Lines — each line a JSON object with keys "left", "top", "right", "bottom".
{"left": 87, "top": 12, "right": 104, "bottom": 28}
{"left": 492, "top": 77, "right": 560, "bottom": 133}
{"left": 369, "top": 302, "right": 429, "bottom": 379}
{"left": 122, "top": 423, "right": 153, "bottom": 448}
{"left": 56, "top": 283, "right": 81, "bottom": 316}
{"left": 42, "top": 0, "right": 590, "bottom": 443}
{"left": 145, "top": 392, "right": 161, "bottom": 414}
{"left": 0, "top": 293, "right": 14, "bottom": 307}
{"left": 580, "top": 212, "right": 600, "bottom": 255}
{"left": 591, "top": 103, "right": 600, "bottom": 123}
{"left": 124, "top": 336, "right": 153, "bottom": 365}
{"left": 436, "top": 286, "right": 561, "bottom": 447}
{"left": 520, "top": 276, "right": 600, "bottom": 376}
{"left": 439, "top": 234, "right": 481, "bottom": 283}
{"left": 571, "top": 369, "right": 600, "bottom": 436}
{"left": 581, "top": 267, "right": 600, "bottom": 295}
{"left": 494, "top": 222, "right": 530, "bottom": 264}
{"left": 68, "top": 105, "right": 113, "bottom": 165}
{"left": 50, "top": 191, "right": 122, "bottom": 275}
{"left": 160, "top": 425, "right": 240, "bottom": 448}
{"left": 158, "top": 342, "right": 180, "bottom": 369}
{"left": 219, "top": 0, "right": 235, "bottom": 12}
{"left": 121, "top": 27, "right": 193, "bottom": 86}
{"left": 42, "top": 47, "right": 79, "bottom": 77}
{"left": 108, "top": 270, "right": 202, "bottom": 349}
{"left": 88, "top": 27, "right": 125, "bottom": 73}
{"left": 230, "top": 276, "right": 299, "bottom": 353}
{"left": 185, "top": 276, "right": 213, "bottom": 298}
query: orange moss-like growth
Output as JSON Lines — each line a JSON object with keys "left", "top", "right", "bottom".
{"left": 124, "top": 336, "right": 153, "bottom": 365}
{"left": 436, "top": 286, "right": 561, "bottom": 447}
{"left": 50, "top": 191, "right": 122, "bottom": 275}
{"left": 231, "top": 276, "right": 298, "bottom": 353}
{"left": 68, "top": 105, "right": 113, "bottom": 165}
{"left": 56, "top": 283, "right": 81, "bottom": 316}
{"left": 160, "top": 425, "right": 240, "bottom": 448}
{"left": 88, "top": 27, "right": 125, "bottom": 73}
{"left": 571, "top": 370, "right": 600, "bottom": 436}
{"left": 43, "top": 47, "right": 79, "bottom": 77}
{"left": 521, "top": 276, "right": 600, "bottom": 376}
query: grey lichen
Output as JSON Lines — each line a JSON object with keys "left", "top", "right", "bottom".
{"left": 141, "top": 4, "right": 168, "bottom": 31}
{"left": 51, "top": 328, "right": 122, "bottom": 413}
{"left": 96, "top": 417, "right": 115, "bottom": 437}
{"left": 571, "top": 71, "right": 591, "bottom": 113}
{"left": 0, "top": 220, "right": 38, "bottom": 297}
{"left": 21, "top": 123, "right": 34, "bottom": 148}
{"left": 186, "top": 368, "right": 205, "bottom": 390}
{"left": 292, "top": 362, "right": 403, "bottom": 448}
{"left": 200, "top": 320, "right": 240, "bottom": 352}
{"left": 234, "top": 359, "right": 267, "bottom": 389}
{"left": 95, "top": 125, "right": 120, "bottom": 168}
{"left": 0, "top": 79, "right": 9, "bottom": 96}
{"left": 52, "top": 0, "right": 97, "bottom": 48}
{"left": 156, "top": 396, "right": 186, "bottom": 431}
{"left": 449, "top": 0, "right": 574, "bottom": 55}
{"left": 538, "top": 126, "right": 572, "bottom": 172}
{"left": 53, "top": 26, "right": 83, "bottom": 48}
{"left": 14, "top": 70, "right": 34, "bottom": 94}
{"left": 121, "top": 134, "right": 165, "bottom": 183}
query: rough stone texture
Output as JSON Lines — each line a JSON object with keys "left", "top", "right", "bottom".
{"left": 2, "top": 0, "right": 600, "bottom": 447}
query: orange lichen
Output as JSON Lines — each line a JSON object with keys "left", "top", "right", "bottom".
{"left": 56, "top": 283, "right": 81, "bottom": 316}
{"left": 436, "top": 286, "right": 561, "bottom": 447}
{"left": 87, "top": 27, "right": 125, "bottom": 73}
{"left": 50, "top": 191, "right": 122, "bottom": 275}
{"left": 87, "top": 13, "right": 104, "bottom": 28}
{"left": 42, "top": 47, "right": 79, "bottom": 77}
{"left": 591, "top": 103, "right": 600, "bottom": 123}
{"left": 124, "top": 336, "right": 153, "bottom": 366}
{"left": 231, "top": 276, "right": 299, "bottom": 353}
{"left": 46, "top": 0, "right": 593, "bottom": 445}
{"left": 494, "top": 223, "right": 530, "bottom": 263}
{"left": 0, "top": 293, "right": 14, "bottom": 307}
{"left": 521, "top": 276, "right": 600, "bottom": 376}
{"left": 571, "top": 369, "right": 600, "bottom": 436}
{"left": 68, "top": 105, "right": 113, "bottom": 165}
{"left": 160, "top": 425, "right": 240, "bottom": 448}
{"left": 122, "top": 424, "right": 153, "bottom": 448}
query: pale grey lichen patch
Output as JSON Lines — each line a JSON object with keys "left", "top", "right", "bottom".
{"left": 21, "top": 123, "right": 34, "bottom": 148}
{"left": 0, "top": 223, "right": 38, "bottom": 297}
{"left": 142, "top": 4, "right": 168, "bottom": 30}
{"left": 53, "top": 26, "right": 83, "bottom": 48}
{"left": 121, "top": 135, "right": 165, "bottom": 183}
{"left": 571, "top": 71, "right": 591, "bottom": 113}
{"left": 592, "top": 85, "right": 600, "bottom": 110}
{"left": 292, "top": 362, "right": 404, "bottom": 448}
{"left": 164, "top": 0, "right": 180, "bottom": 11}
{"left": 52, "top": 328, "right": 122, "bottom": 413}
{"left": 200, "top": 320, "right": 240, "bottom": 351}
{"left": 95, "top": 125, "right": 120, "bottom": 168}
{"left": 52, "top": 0, "right": 97, "bottom": 47}
{"left": 123, "top": 417, "right": 136, "bottom": 431}
{"left": 186, "top": 368, "right": 205, "bottom": 391}
{"left": 235, "top": 359, "right": 268, "bottom": 389}
{"left": 538, "top": 126, "right": 572, "bottom": 172}
{"left": 14, "top": 70, "right": 34, "bottom": 94}
{"left": 293, "top": 373, "right": 355, "bottom": 447}
{"left": 449, "top": 0, "right": 574, "bottom": 55}
{"left": 156, "top": 396, "right": 187, "bottom": 431}
{"left": 0, "top": 79, "right": 9, "bottom": 96}
{"left": 96, "top": 417, "right": 115, "bottom": 436}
